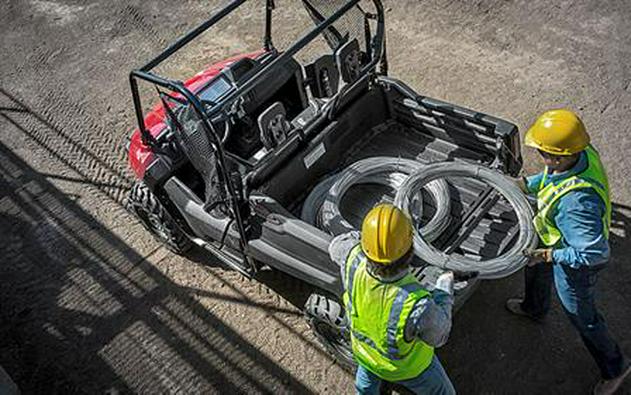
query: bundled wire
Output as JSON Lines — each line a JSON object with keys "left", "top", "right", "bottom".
{"left": 394, "top": 162, "right": 538, "bottom": 279}
{"left": 302, "top": 157, "right": 452, "bottom": 240}
{"left": 301, "top": 174, "right": 338, "bottom": 228}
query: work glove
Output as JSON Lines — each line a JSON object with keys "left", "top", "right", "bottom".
{"left": 452, "top": 271, "right": 478, "bottom": 292}
{"left": 434, "top": 271, "right": 454, "bottom": 295}
{"left": 523, "top": 248, "right": 553, "bottom": 266}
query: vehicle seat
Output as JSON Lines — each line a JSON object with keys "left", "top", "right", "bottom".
{"left": 305, "top": 54, "right": 339, "bottom": 99}
{"left": 335, "top": 38, "right": 363, "bottom": 83}
{"left": 258, "top": 101, "right": 291, "bottom": 150}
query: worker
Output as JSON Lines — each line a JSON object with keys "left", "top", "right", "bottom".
{"left": 506, "top": 109, "right": 630, "bottom": 394}
{"left": 329, "top": 203, "right": 456, "bottom": 395}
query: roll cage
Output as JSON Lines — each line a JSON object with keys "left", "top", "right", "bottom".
{"left": 129, "top": 0, "right": 386, "bottom": 272}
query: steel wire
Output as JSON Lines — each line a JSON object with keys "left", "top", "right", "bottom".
{"left": 302, "top": 157, "right": 451, "bottom": 240}
{"left": 394, "top": 162, "right": 538, "bottom": 279}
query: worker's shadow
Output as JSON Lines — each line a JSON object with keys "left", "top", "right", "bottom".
{"left": 608, "top": 202, "right": 631, "bottom": 258}
{"left": 439, "top": 202, "right": 631, "bottom": 395}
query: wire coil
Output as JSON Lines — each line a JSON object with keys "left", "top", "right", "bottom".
{"left": 394, "top": 162, "right": 538, "bottom": 279}
{"left": 302, "top": 157, "right": 451, "bottom": 241}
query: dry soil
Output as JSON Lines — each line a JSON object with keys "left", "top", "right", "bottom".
{"left": 1, "top": 1, "right": 630, "bottom": 394}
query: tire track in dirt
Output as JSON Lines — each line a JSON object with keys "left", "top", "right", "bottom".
{"left": 112, "top": 4, "right": 171, "bottom": 49}
{"left": 1, "top": 88, "right": 133, "bottom": 205}
{"left": 1, "top": 2, "right": 353, "bottom": 390}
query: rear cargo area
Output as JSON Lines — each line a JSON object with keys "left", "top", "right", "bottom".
{"left": 333, "top": 119, "right": 518, "bottom": 260}
{"left": 259, "top": 79, "right": 521, "bottom": 262}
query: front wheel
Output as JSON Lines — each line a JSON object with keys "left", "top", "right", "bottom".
{"left": 125, "top": 182, "right": 192, "bottom": 254}
{"left": 304, "top": 293, "right": 356, "bottom": 371}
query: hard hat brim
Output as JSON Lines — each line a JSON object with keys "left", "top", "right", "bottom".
{"left": 524, "top": 127, "right": 585, "bottom": 156}
{"left": 361, "top": 247, "right": 400, "bottom": 265}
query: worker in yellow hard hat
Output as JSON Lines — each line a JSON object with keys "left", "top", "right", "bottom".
{"left": 328, "top": 203, "right": 456, "bottom": 394}
{"left": 506, "top": 109, "right": 629, "bottom": 394}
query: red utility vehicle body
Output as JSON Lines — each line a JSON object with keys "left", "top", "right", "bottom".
{"left": 128, "top": 50, "right": 265, "bottom": 178}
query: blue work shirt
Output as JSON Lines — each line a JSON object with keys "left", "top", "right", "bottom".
{"left": 526, "top": 151, "right": 610, "bottom": 268}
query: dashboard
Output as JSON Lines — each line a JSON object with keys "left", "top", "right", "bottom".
{"left": 193, "top": 55, "right": 308, "bottom": 164}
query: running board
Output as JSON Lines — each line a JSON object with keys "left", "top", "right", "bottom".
{"left": 191, "top": 237, "right": 255, "bottom": 278}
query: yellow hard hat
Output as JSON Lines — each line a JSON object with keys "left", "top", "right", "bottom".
{"left": 524, "top": 109, "right": 590, "bottom": 155}
{"left": 360, "top": 203, "right": 413, "bottom": 265}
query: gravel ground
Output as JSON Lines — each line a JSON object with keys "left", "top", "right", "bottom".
{"left": 1, "top": 0, "right": 630, "bottom": 394}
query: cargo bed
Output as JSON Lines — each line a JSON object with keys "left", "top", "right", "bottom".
{"left": 248, "top": 77, "right": 521, "bottom": 295}
{"left": 332, "top": 119, "right": 520, "bottom": 261}
{"left": 260, "top": 79, "right": 520, "bottom": 259}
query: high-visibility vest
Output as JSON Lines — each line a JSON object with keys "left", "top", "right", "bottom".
{"left": 343, "top": 245, "right": 434, "bottom": 381}
{"left": 533, "top": 145, "right": 611, "bottom": 246}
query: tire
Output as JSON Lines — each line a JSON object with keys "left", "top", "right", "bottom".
{"left": 304, "top": 293, "right": 356, "bottom": 371}
{"left": 125, "top": 182, "right": 192, "bottom": 254}
{"left": 304, "top": 290, "right": 460, "bottom": 395}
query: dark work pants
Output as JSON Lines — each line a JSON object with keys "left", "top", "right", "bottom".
{"left": 522, "top": 263, "right": 626, "bottom": 379}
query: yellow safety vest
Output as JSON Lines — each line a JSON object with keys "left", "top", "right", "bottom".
{"left": 343, "top": 245, "right": 434, "bottom": 381}
{"left": 533, "top": 145, "right": 611, "bottom": 246}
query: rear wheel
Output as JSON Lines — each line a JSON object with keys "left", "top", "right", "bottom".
{"left": 304, "top": 293, "right": 356, "bottom": 371}
{"left": 125, "top": 182, "right": 192, "bottom": 254}
{"left": 304, "top": 293, "right": 441, "bottom": 395}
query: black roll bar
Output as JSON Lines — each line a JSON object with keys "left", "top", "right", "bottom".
{"left": 130, "top": 70, "right": 252, "bottom": 264}
{"left": 141, "top": 0, "right": 248, "bottom": 72}
{"left": 131, "top": 0, "right": 384, "bottom": 145}
{"left": 264, "top": 0, "right": 275, "bottom": 51}
{"left": 128, "top": 0, "right": 385, "bottom": 264}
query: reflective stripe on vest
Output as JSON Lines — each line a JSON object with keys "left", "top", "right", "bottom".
{"left": 344, "top": 246, "right": 363, "bottom": 317}
{"left": 342, "top": 245, "right": 434, "bottom": 381}
{"left": 534, "top": 145, "right": 611, "bottom": 246}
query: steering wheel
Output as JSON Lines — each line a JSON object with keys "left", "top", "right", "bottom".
{"left": 218, "top": 118, "right": 232, "bottom": 144}
{"left": 202, "top": 109, "right": 232, "bottom": 145}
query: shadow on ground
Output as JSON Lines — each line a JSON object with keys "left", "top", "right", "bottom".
{"left": 0, "top": 92, "right": 316, "bottom": 393}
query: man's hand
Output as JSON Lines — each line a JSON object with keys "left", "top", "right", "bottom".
{"left": 513, "top": 176, "right": 528, "bottom": 193}
{"left": 524, "top": 248, "right": 553, "bottom": 266}
{"left": 435, "top": 271, "right": 454, "bottom": 295}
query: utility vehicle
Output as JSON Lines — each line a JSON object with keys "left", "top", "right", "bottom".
{"left": 125, "top": 0, "right": 523, "bottom": 368}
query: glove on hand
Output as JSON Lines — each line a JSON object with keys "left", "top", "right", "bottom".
{"left": 524, "top": 248, "right": 553, "bottom": 266}
{"left": 435, "top": 271, "right": 454, "bottom": 295}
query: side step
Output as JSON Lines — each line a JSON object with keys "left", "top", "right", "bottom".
{"left": 191, "top": 237, "right": 255, "bottom": 278}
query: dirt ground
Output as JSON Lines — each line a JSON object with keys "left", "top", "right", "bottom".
{"left": 1, "top": 0, "right": 630, "bottom": 394}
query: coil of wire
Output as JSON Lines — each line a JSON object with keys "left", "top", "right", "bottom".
{"left": 394, "top": 162, "right": 537, "bottom": 279}
{"left": 301, "top": 157, "right": 452, "bottom": 241}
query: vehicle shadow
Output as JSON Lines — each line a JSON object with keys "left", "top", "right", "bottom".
{"left": 0, "top": 96, "right": 320, "bottom": 393}
{"left": 0, "top": 86, "right": 324, "bottom": 313}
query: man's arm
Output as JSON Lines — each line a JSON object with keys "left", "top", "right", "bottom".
{"left": 404, "top": 272, "right": 454, "bottom": 347}
{"left": 552, "top": 190, "right": 610, "bottom": 268}
{"left": 525, "top": 172, "right": 544, "bottom": 194}
{"left": 328, "top": 231, "right": 360, "bottom": 284}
